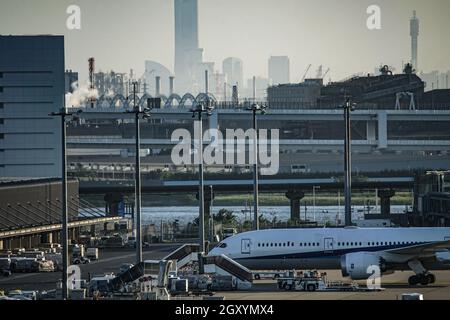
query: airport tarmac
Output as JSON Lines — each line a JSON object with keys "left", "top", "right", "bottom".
{"left": 0, "top": 244, "right": 179, "bottom": 292}
{"left": 215, "top": 270, "right": 450, "bottom": 300}
{"left": 1, "top": 244, "right": 450, "bottom": 300}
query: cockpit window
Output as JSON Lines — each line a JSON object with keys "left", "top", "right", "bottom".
{"left": 218, "top": 243, "right": 227, "bottom": 248}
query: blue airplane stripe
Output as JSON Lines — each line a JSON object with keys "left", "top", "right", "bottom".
{"left": 239, "top": 242, "right": 431, "bottom": 260}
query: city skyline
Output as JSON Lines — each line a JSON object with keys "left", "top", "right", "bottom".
{"left": 1, "top": 0, "right": 450, "bottom": 86}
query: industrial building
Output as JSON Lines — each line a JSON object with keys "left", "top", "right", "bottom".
{"left": 268, "top": 65, "right": 428, "bottom": 110}
{"left": 0, "top": 35, "right": 64, "bottom": 178}
{"left": 64, "top": 70, "right": 78, "bottom": 94}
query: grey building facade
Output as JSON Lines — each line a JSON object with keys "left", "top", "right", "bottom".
{"left": 0, "top": 35, "right": 64, "bottom": 178}
{"left": 268, "top": 56, "right": 290, "bottom": 85}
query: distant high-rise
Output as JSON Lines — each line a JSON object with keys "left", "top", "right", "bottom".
{"left": 223, "top": 57, "right": 243, "bottom": 88}
{"left": 174, "top": 0, "right": 203, "bottom": 93}
{"left": 410, "top": 10, "right": 419, "bottom": 70}
{"left": 269, "top": 56, "right": 290, "bottom": 85}
{"left": 0, "top": 35, "right": 64, "bottom": 178}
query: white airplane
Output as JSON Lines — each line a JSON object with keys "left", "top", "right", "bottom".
{"left": 208, "top": 227, "right": 450, "bottom": 285}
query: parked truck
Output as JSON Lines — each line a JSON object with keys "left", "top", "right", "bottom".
{"left": 86, "top": 248, "right": 99, "bottom": 261}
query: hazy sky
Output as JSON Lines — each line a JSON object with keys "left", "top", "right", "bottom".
{"left": 1, "top": 0, "right": 449, "bottom": 83}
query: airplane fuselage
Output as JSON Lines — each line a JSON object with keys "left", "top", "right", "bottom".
{"left": 208, "top": 227, "right": 450, "bottom": 272}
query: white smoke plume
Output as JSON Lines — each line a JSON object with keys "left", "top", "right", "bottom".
{"left": 65, "top": 81, "right": 99, "bottom": 108}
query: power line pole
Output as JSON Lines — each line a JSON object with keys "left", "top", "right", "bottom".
{"left": 50, "top": 108, "right": 82, "bottom": 300}
{"left": 246, "top": 104, "right": 267, "bottom": 230}
{"left": 190, "top": 102, "right": 214, "bottom": 253}
{"left": 343, "top": 98, "right": 355, "bottom": 226}
{"left": 126, "top": 84, "right": 153, "bottom": 264}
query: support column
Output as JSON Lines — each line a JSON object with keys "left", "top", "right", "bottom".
{"left": 104, "top": 192, "right": 124, "bottom": 216}
{"left": 378, "top": 189, "right": 396, "bottom": 218}
{"left": 366, "top": 120, "right": 376, "bottom": 141}
{"left": 285, "top": 190, "right": 305, "bottom": 221}
{"left": 0, "top": 239, "right": 3, "bottom": 250}
{"left": 377, "top": 111, "right": 388, "bottom": 149}
{"left": 40, "top": 232, "right": 53, "bottom": 244}
{"left": 196, "top": 188, "right": 215, "bottom": 220}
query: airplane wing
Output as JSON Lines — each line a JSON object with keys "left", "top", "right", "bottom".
{"left": 385, "top": 239, "right": 450, "bottom": 256}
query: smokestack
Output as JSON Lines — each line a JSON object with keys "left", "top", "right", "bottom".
{"left": 169, "top": 76, "right": 174, "bottom": 95}
{"left": 88, "top": 57, "right": 95, "bottom": 108}
{"left": 253, "top": 76, "right": 256, "bottom": 101}
{"left": 155, "top": 76, "right": 161, "bottom": 96}
{"left": 205, "top": 70, "right": 209, "bottom": 94}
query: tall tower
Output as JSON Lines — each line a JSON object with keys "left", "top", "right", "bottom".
{"left": 410, "top": 10, "right": 419, "bottom": 70}
{"left": 174, "top": 0, "right": 202, "bottom": 93}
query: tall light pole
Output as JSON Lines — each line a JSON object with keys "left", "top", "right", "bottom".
{"left": 246, "top": 103, "right": 267, "bottom": 230}
{"left": 50, "top": 107, "right": 82, "bottom": 300}
{"left": 190, "top": 102, "right": 214, "bottom": 253}
{"left": 312, "top": 186, "right": 320, "bottom": 222}
{"left": 126, "top": 83, "right": 153, "bottom": 264}
{"left": 343, "top": 99, "right": 355, "bottom": 227}
{"left": 209, "top": 185, "right": 214, "bottom": 242}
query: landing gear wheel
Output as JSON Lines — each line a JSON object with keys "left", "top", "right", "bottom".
{"left": 254, "top": 274, "right": 260, "bottom": 280}
{"left": 420, "top": 275, "right": 430, "bottom": 286}
{"left": 426, "top": 274, "right": 436, "bottom": 284}
{"left": 307, "top": 284, "right": 316, "bottom": 292}
{"left": 286, "top": 284, "right": 292, "bottom": 291}
{"left": 408, "top": 275, "right": 419, "bottom": 286}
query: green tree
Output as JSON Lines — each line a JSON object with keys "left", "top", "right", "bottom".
{"left": 213, "top": 209, "right": 237, "bottom": 226}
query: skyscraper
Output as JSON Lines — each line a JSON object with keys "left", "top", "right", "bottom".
{"left": 223, "top": 57, "right": 244, "bottom": 88}
{"left": 0, "top": 35, "right": 64, "bottom": 178}
{"left": 410, "top": 10, "right": 419, "bottom": 70}
{"left": 174, "top": 0, "right": 203, "bottom": 93}
{"left": 269, "top": 56, "right": 290, "bottom": 85}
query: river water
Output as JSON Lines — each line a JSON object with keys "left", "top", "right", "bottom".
{"left": 139, "top": 205, "right": 410, "bottom": 226}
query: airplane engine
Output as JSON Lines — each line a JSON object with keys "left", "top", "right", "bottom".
{"left": 340, "top": 252, "right": 387, "bottom": 280}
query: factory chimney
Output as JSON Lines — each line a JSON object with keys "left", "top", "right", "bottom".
{"left": 88, "top": 57, "right": 96, "bottom": 108}
{"left": 155, "top": 76, "right": 161, "bottom": 97}
{"left": 169, "top": 76, "right": 175, "bottom": 95}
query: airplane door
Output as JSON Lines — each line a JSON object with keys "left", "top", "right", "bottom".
{"left": 324, "top": 238, "right": 334, "bottom": 252}
{"left": 241, "top": 239, "right": 251, "bottom": 254}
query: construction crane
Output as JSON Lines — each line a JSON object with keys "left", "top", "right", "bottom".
{"left": 301, "top": 64, "right": 312, "bottom": 82}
